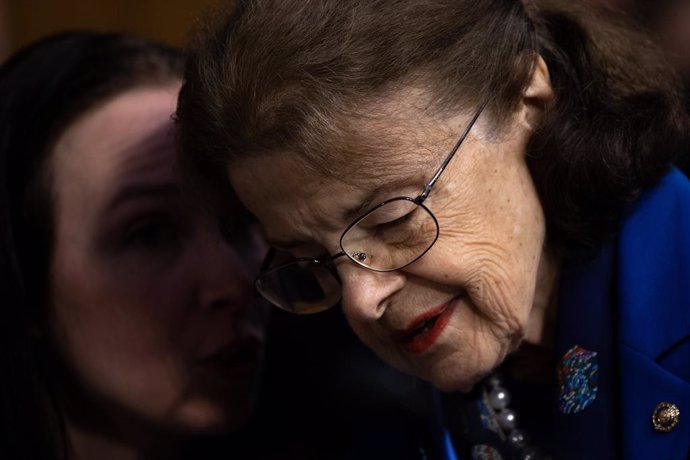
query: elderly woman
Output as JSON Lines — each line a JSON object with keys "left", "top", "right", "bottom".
{"left": 176, "top": 1, "right": 690, "bottom": 459}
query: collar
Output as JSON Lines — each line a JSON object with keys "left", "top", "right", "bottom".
{"left": 617, "top": 168, "right": 690, "bottom": 360}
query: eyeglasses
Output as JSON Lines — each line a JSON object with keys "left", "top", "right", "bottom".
{"left": 256, "top": 101, "right": 487, "bottom": 314}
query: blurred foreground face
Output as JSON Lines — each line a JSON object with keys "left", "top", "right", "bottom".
{"left": 49, "top": 83, "right": 268, "bottom": 434}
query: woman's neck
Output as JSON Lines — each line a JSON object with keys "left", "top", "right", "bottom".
{"left": 523, "top": 247, "right": 560, "bottom": 349}
{"left": 507, "top": 248, "right": 560, "bottom": 384}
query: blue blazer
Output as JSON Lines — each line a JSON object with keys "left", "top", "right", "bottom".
{"left": 617, "top": 169, "right": 690, "bottom": 459}
{"left": 555, "top": 168, "right": 690, "bottom": 459}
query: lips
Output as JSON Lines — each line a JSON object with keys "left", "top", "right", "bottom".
{"left": 199, "top": 338, "right": 263, "bottom": 376}
{"left": 393, "top": 299, "right": 457, "bottom": 354}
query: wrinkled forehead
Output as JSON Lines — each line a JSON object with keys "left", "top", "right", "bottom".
{"left": 229, "top": 154, "right": 341, "bottom": 245}
{"left": 321, "top": 84, "right": 461, "bottom": 174}
{"left": 225, "top": 87, "right": 481, "bottom": 247}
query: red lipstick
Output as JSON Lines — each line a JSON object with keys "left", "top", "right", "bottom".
{"left": 393, "top": 299, "right": 457, "bottom": 354}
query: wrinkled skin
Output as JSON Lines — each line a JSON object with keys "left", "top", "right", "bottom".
{"left": 230, "top": 65, "right": 557, "bottom": 392}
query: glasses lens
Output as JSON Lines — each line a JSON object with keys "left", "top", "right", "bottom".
{"left": 341, "top": 198, "right": 439, "bottom": 271}
{"left": 256, "top": 260, "right": 341, "bottom": 314}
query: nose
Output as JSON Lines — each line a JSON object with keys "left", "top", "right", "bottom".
{"left": 337, "top": 262, "right": 406, "bottom": 323}
{"left": 194, "top": 230, "right": 256, "bottom": 312}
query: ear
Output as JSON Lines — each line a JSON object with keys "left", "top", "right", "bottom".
{"left": 519, "top": 55, "right": 554, "bottom": 131}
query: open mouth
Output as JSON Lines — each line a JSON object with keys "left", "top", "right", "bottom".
{"left": 393, "top": 299, "right": 457, "bottom": 354}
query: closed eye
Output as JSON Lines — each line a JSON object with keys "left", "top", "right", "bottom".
{"left": 372, "top": 211, "right": 415, "bottom": 237}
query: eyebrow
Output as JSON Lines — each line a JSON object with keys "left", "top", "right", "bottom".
{"left": 106, "top": 183, "right": 180, "bottom": 213}
{"left": 341, "top": 194, "right": 377, "bottom": 222}
{"left": 264, "top": 177, "right": 424, "bottom": 250}
{"left": 340, "top": 177, "right": 421, "bottom": 222}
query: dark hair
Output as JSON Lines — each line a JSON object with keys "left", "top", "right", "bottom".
{"left": 177, "top": 0, "right": 690, "bottom": 252}
{"left": 0, "top": 31, "right": 183, "bottom": 460}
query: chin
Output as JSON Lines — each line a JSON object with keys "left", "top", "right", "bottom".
{"left": 174, "top": 398, "right": 255, "bottom": 435}
{"left": 424, "top": 359, "right": 491, "bottom": 394}
{"left": 430, "top": 373, "right": 479, "bottom": 393}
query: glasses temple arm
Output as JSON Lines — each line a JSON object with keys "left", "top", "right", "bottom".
{"left": 419, "top": 100, "right": 489, "bottom": 201}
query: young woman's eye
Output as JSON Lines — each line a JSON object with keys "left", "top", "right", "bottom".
{"left": 125, "top": 218, "right": 180, "bottom": 250}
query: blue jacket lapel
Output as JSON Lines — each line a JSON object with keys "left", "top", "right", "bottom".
{"left": 618, "top": 169, "right": 690, "bottom": 459}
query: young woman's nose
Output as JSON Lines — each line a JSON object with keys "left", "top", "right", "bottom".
{"left": 194, "top": 232, "right": 256, "bottom": 312}
{"left": 337, "top": 262, "right": 406, "bottom": 323}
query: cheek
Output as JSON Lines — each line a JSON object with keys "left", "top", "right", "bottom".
{"left": 421, "top": 188, "right": 545, "bottom": 330}
{"left": 50, "top": 252, "right": 195, "bottom": 421}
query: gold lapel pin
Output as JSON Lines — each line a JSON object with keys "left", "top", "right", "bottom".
{"left": 652, "top": 402, "right": 680, "bottom": 432}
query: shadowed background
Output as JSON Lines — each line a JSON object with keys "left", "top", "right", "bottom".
{"left": 0, "top": 0, "right": 218, "bottom": 61}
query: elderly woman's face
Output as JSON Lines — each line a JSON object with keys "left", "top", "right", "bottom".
{"left": 50, "top": 83, "right": 268, "bottom": 434}
{"left": 231, "top": 96, "right": 551, "bottom": 392}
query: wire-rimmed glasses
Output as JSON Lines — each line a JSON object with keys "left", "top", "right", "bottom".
{"left": 256, "top": 101, "right": 487, "bottom": 314}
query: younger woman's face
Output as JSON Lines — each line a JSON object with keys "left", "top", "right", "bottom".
{"left": 49, "top": 82, "right": 268, "bottom": 435}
